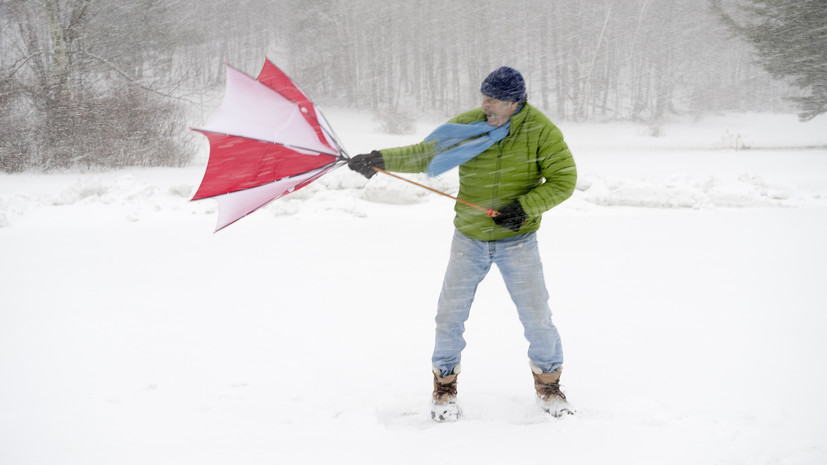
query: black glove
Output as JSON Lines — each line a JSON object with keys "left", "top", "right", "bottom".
{"left": 347, "top": 150, "right": 385, "bottom": 179}
{"left": 493, "top": 201, "right": 528, "bottom": 232}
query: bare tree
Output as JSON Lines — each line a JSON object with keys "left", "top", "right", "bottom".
{"left": 0, "top": 0, "right": 194, "bottom": 172}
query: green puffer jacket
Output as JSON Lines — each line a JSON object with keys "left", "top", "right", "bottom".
{"left": 380, "top": 103, "right": 577, "bottom": 241}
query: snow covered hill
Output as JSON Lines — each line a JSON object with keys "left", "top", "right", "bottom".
{"left": 1, "top": 112, "right": 826, "bottom": 465}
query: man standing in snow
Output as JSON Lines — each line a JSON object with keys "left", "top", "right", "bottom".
{"left": 348, "top": 67, "right": 577, "bottom": 421}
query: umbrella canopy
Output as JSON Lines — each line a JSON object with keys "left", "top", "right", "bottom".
{"left": 192, "top": 59, "right": 346, "bottom": 231}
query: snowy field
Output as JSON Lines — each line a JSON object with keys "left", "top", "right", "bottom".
{"left": 2, "top": 111, "right": 827, "bottom": 465}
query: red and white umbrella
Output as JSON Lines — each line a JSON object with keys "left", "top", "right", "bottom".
{"left": 191, "top": 58, "right": 346, "bottom": 232}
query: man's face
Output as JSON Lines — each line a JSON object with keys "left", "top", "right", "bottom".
{"left": 481, "top": 95, "right": 519, "bottom": 127}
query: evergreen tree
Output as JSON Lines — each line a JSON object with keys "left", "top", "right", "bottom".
{"left": 712, "top": 0, "right": 827, "bottom": 120}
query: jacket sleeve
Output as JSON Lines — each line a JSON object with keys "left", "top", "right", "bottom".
{"left": 378, "top": 140, "right": 438, "bottom": 174}
{"left": 518, "top": 125, "right": 577, "bottom": 216}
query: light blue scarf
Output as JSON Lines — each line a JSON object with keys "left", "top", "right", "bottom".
{"left": 424, "top": 106, "right": 522, "bottom": 177}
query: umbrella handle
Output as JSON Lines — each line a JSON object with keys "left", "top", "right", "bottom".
{"left": 372, "top": 167, "right": 500, "bottom": 217}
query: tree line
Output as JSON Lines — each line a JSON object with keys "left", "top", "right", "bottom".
{"left": 1, "top": 0, "right": 823, "bottom": 172}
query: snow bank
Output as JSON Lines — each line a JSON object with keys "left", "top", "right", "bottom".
{"left": 3, "top": 112, "right": 826, "bottom": 229}
{"left": 1, "top": 162, "right": 822, "bottom": 231}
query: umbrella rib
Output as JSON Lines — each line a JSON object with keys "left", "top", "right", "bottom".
{"left": 193, "top": 128, "right": 341, "bottom": 157}
{"left": 192, "top": 160, "right": 344, "bottom": 202}
{"left": 212, "top": 161, "right": 342, "bottom": 232}
{"left": 299, "top": 105, "right": 348, "bottom": 158}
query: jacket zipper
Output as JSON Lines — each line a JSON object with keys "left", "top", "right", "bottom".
{"left": 490, "top": 142, "right": 504, "bottom": 240}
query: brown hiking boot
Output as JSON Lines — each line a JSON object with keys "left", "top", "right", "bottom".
{"left": 431, "top": 365, "right": 460, "bottom": 422}
{"left": 530, "top": 362, "right": 574, "bottom": 417}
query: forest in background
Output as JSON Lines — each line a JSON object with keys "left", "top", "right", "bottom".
{"left": 0, "top": 0, "right": 823, "bottom": 172}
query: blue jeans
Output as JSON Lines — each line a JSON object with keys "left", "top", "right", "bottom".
{"left": 432, "top": 230, "right": 564, "bottom": 376}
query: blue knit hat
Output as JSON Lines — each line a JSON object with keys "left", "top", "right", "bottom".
{"left": 480, "top": 66, "right": 526, "bottom": 102}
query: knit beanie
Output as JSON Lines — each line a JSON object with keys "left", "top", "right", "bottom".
{"left": 480, "top": 66, "right": 527, "bottom": 102}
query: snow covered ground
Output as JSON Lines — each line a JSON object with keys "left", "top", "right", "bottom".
{"left": 2, "top": 111, "right": 827, "bottom": 465}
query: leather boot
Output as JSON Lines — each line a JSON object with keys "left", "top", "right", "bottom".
{"left": 530, "top": 361, "right": 574, "bottom": 417}
{"left": 431, "top": 365, "right": 460, "bottom": 422}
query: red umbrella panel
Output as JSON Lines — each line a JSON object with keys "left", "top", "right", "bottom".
{"left": 192, "top": 59, "right": 346, "bottom": 232}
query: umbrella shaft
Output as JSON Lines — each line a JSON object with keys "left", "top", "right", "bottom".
{"left": 372, "top": 167, "right": 499, "bottom": 217}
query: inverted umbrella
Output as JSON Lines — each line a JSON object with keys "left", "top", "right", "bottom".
{"left": 191, "top": 58, "right": 346, "bottom": 231}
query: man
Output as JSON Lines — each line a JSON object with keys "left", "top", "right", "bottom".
{"left": 348, "top": 67, "right": 576, "bottom": 422}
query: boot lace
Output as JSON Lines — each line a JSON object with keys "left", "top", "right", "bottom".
{"left": 535, "top": 378, "right": 567, "bottom": 401}
{"left": 434, "top": 379, "right": 457, "bottom": 400}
